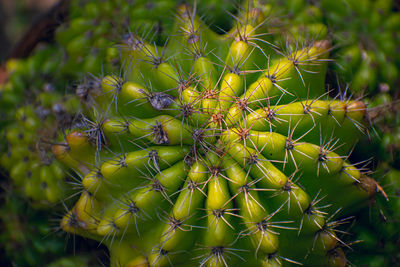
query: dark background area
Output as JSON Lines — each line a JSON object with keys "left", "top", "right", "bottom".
{"left": 0, "top": 0, "right": 58, "bottom": 63}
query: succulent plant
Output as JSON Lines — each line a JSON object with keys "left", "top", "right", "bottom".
{"left": 0, "top": 45, "right": 65, "bottom": 124}
{"left": 54, "top": 0, "right": 177, "bottom": 77}
{"left": 320, "top": 0, "right": 400, "bottom": 93}
{"left": 0, "top": 0, "right": 180, "bottom": 205}
{"left": 245, "top": 0, "right": 400, "bottom": 94}
{"left": 43, "top": 3, "right": 383, "bottom": 266}
{"left": 0, "top": 92, "right": 80, "bottom": 205}
{"left": 0, "top": 190, "right": 65, "bottom": 266}
{"left": 55, "top": 0, "right": 237, "bottom": 77}
{"left": 347, "top": 163, "right": 400, "bottom": 267}
{"left": 0, "top": 0, "right": 180, "bottom": 125}
{"left": 0, "top": 185, "right": 112, "bottom": 266}
{"left": 360, "top": 91, "right": 400, "bottom": 168}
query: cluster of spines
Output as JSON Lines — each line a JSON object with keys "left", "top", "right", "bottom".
{"left": 0, "top": 0, "right": 181, "bottom": 205}
{"left": 358, "top": 164, "right": 399, "bottom": 265}
{"left": 47, "top": 3, "right": 382, "bottom": 267}
{"left": 248, "top": 0, "right": 400, "bottom": 93}
{"left": 55, "top": 0, "right": 182, "bottom": 76}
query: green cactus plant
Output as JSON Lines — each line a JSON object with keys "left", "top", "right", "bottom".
{"left": 0, "top": 0, "right": 184, "bottom": 206}
{"left": 42, "top": 3, "right": 383, "bottom": 267}
{"left": 0, "top": 0, "right": 182, "bottom": 123}
{"left": 0, "top": 93, "right": 80, "bottom": 205}
{"left": 244, "top": 0, "right": 400, "bottom": 94}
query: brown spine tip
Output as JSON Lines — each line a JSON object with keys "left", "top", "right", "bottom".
{"left": 356, "top": 176, "right": 378, "bottom": 199}
{"left": 346, "top": 100, "right": 367, "bottom": 122}
{"left": 52, "top": 143, "right": 69, "bottom": 160}
{"left": 66, "top": 131, "right": 89, "bottom": 147}
{"left": 327, "top": 247, "right": 347, "bottom": 267}
{"left": 315, "top": 40, "right": 331, "bottom": 51}
{"left": 347, "top": 100, "right": 367, "bottom": 113}
{"left": 177, "top": 4, "right": 191, "bottom": 18}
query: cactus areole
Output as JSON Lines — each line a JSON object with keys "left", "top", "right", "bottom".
{"left": 53, "top": 4, "right": 375, "bottom": 267}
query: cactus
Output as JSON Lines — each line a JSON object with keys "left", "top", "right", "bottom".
{"left": 0, "top": 189, "right": 65, "bottom": 266}
{"left": 347, "top": 163, "right": 400, "bottom": 267}
{"left": 42, "top": 3, "right": 384, "bottom": 267}
{"left": 55, "top": 0, "right": 235, "bottom": 77}
{"left": 347, "top": 89, "right": 400, "bottom": 267}
{"left": 0, "top": 0, "right": 182, "bottom": 123}
{"left": 0, "top": 0, "right": 183, "bottom": 205}
{"left": 55, "top": 0, "right": 178, "bottom": 77}
{"left": 320, "top": 0, "right": 400, "bottom": 93}
{"left": 245, "top": 0, "right": 400, "bottom": 94}
{"left": 0, "top": 45, "right": 65, "bottom": 123}
{"left": 357, "top": 90, "right": 400, "bottom": 168}
{"left": 0, "top": 186, "right": 110, "bottom": 266}
{"left": 0, "top": 94, "right": 80, "bottom": 205}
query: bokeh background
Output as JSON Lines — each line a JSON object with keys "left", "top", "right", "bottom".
{"left": 0, "top": 0, "right": 58, "bottom": 62}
